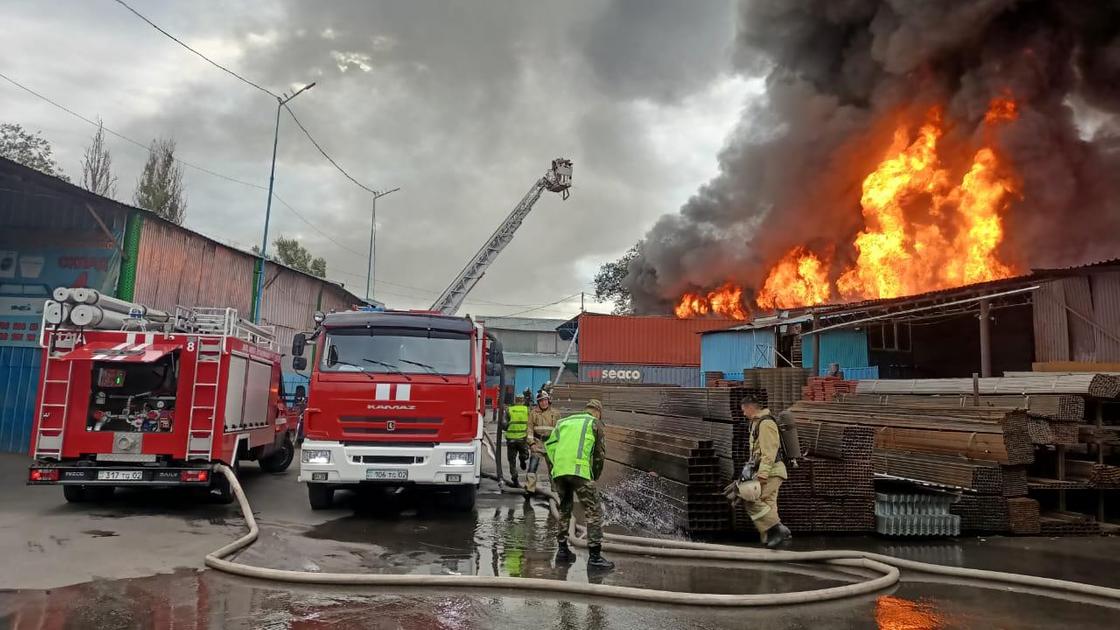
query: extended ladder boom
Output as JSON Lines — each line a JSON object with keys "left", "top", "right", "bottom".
{"left": 430, "top": 158, "right": 572, "bottom": 315}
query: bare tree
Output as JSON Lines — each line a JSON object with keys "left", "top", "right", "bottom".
{"left": 80, "top": 119, "right": 117, "bottom": 198}
{"left": 134, "top": 137, "right": 186, "bottom": 224}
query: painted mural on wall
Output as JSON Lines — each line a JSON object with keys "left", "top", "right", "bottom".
{"left": 0, "top": 229, "right": 121, "bottom": 347}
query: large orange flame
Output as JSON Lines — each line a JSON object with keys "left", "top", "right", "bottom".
{"left": 756, "top": 246, "right": 831, "bottom": 309}
{"left": 674, "top": 282, "right": 749, "bottom": 320}
{"left": 676, "top": 95, "right": 1021, "bottom": 318}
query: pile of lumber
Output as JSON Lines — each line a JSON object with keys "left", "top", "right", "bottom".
{"left": 803, "top": 376, "right": 859, "bottom": 402}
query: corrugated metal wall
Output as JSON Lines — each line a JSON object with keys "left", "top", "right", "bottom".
{"left": 579, "top": 363, "right": 701, "bottom": 387}
{"left": 133, "top": 218, "right": 255, "bottom": 316}
{"left": 134, "top": 217, "right": 359, "bottom": 367}
{"left": 0, "top": 346, "right": 39, "bottom": 453}
{"left": 801, "top": 330, "right": 870, "bottom": 373}
{"left": 1034, "top": 272, "right": 1120, "bottom": 363}
{"left": 700, "top": 329, "right": 778, "bottom": 378}
{"left": 578, "top": 314, "right": 740, "bottom": 366}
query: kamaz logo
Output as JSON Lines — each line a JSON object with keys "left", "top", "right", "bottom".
{"left": 367, "top": 404, "right": 416, "bottom": 411}
{"left": 385, "top": 420, "right": 397, "bottom": 432}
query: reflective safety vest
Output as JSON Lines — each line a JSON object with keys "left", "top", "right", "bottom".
{"left": 545, "top": 413, "right": 597, "bottom": 480}
{"left": 505, "top": 405, "right": 529, "bottom": 440}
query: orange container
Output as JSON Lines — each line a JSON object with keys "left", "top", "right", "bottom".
{"left": 578, "top": 313, "right": 739, "bottom": 366}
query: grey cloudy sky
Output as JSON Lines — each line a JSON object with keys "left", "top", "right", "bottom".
{"left": 1, "top": 0, "right": 754, "bottom": 317}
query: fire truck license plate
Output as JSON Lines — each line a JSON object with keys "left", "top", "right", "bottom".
{"left": 97, "top": 471, "right": 143, "bottom": 481}
{"left": 366, "top": 469, "right": 407, "bottom": 481}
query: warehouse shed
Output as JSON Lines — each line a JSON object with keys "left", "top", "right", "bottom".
{"left": 0, "top": 157, "right": 361, "bottom": 452}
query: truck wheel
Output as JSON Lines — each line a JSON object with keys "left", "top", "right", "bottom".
{"left": 211, "top": 459, "right": 239, "bottom": 505}
{"left": 308, "top": 484, "right": 334, "bottom": 510}
{"left": 63, "top": 485, "right": 87, "bottom": 503}
{"left": 447, "top": 485, "right": 477, "bottom": 512}
{"left": 259, "top": 438, "right": 295, "bottom": 473}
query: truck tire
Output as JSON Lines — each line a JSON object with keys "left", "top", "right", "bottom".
{"left": 63, "top": 485, "right": 87, "bottom": 503}
{"left": 211, "top": 458, "right": 240, "bottom": 505}
{"left": 259, "top": 438, "right": 295, "bottom": 473}
{"left": 447, "top": 485, "right": 477, "bottom": 512}
{"left": 308, "top": 484, "right": 334, "bottom": 510}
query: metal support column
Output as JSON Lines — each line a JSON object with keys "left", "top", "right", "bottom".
{"left": 811, "top": 315, "right": 821, "bottom": 377}
{"left": 979, "top": 298, "right": 992, "bottom": 378}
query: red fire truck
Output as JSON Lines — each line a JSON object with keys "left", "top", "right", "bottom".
{"left": 291, "top": 310, "right": 504, "bottom": 511}
{"left": 27, "top": 294, "right": 297, "bottom": 503}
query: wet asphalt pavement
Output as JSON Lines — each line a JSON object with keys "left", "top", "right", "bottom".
{"left": 3, "top": 451, "right": 1120, "bottom": 629}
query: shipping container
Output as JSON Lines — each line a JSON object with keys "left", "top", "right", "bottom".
{"left": 579, "top": 363, "right": 700, "bottom": 387}
{"left": 577, "top": 314, "right": 740, "bottom": 367}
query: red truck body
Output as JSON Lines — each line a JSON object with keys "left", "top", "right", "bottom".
{"left": 27, "top": 308, "right": 296, "bottom": 502}
{"left": 296, "top": 310, "right": 501, "bottom": 511}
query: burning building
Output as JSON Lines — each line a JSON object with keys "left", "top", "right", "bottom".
{"left": 625, "top": 0, "right": 1120, "bottom": 318}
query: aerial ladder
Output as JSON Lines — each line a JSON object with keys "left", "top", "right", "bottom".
{"left": 429, "top": 158, "right": 573, "bottom": 315}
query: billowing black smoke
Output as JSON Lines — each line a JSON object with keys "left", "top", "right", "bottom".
{"left": 626, "top": 0, "right": 1120, "bottom": 313}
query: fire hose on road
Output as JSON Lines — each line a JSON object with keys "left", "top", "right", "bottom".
{"left": 205, "top": 465, "right": 1120, "bottom": 607}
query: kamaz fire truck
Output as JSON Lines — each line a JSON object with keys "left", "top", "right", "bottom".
{"left": 291, "top": 310, "right": 504, "bottom": 511}
{"left": 292, "top": 159, "right": 571, "bottom": 511}
{"left": 27, "top": 289, "right": 297, "bottom": 503}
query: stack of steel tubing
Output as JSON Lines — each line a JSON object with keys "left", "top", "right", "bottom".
{"left": 1039, "top": 511, "right": 1102, "bottom": 536}
{"left": 872, "top": 451, "right": 1028, "bottom": 496}
{"left": 856, "top": 375, "right": 1120, "bottom": 400}
{"left": 744, "top": 367, "right": 811, "bottom": 413}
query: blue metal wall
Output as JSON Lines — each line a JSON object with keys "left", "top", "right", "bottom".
{"left": 700, "top": 329, "right": 777, "bottom": 379}
{"left": 0, "top": 346, "right": 39, "bottom": 453}
{"left": 802, "top": 330, "right": 871, "bottom": 375}
{"left": 513, "top": 367, "right": 555, "bottom": 397}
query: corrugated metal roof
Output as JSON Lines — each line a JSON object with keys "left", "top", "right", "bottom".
{"left": 503, "top": 352, "right": 564, "bottom": 368}
{"left": 577, "top": 313, "right": 741, "bottom": 366}
{"left": 475, "top": 316, "right": 567, "bottom": 332}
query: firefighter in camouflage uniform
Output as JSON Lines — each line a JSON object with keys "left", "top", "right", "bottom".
{"left": 545, "top": 398, "right": 614, "bottom": 570}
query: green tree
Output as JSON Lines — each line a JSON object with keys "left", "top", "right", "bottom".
{"left": 134, "top": 137, "right": 185, "bottom": 224}
{"left": 593, "top": 245, "right": 638, "bottom": 314}
{"left": 80, "top": 119, "right": 117, "bottom": 198}
{"left": 0, "top": 123, "right": 69, "bottom": 180}
{"left": 253, "top": 236, "right": 327, "bottom": 278}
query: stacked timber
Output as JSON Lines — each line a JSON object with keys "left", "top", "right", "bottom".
{"left": 790, "top": 399, "right": 1040, "bottom": 534}
{"left": 802, "top": 376, "right": 858, "bottom": 402}
{"left": 775, "top": 418, "right": 876, "bottom": 534}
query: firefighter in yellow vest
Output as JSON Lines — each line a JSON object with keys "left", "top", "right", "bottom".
{"left": 525, "top": 390, "right": 561, "bottom": 492}
{"left": 741, "top": 396, "right": 791, "bottom": 548}
{"left": 545, "top": 399, "right": 613, "bottom": 570}
{"left": 504, "top": 395, "right": 531, "bottom": 487}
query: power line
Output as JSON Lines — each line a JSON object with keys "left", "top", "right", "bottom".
{"left": 112, "top": 0, "right": 380, "bottom": 196}
{"left": 112, "top": 0, "right": 278, "bottom": 99}
{"left": 282, "top": 104, "right": 378, "bottom": 195}
{"left": 499, "top": 293, "right": 582, "bottom": 318}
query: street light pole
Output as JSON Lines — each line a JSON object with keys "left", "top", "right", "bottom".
{"left": 366, "top": 187, "right": 400, "bottom": 302}
{"left": 253, "top": 82, "right": 316, "bottom": 323}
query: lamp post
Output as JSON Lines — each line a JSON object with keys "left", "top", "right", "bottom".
{"left": 252, "top": 81, "right": 316, "bottom": 323}
{"left": 366, "top": 187, "right": 400, "bottom": 302}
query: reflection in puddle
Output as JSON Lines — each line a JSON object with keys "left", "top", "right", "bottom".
{"left": 876, "top": 595, "right": 945, "bottom": 630}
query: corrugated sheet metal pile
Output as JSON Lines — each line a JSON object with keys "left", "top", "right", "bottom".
{"left": 550, "top": 383, "right": 766, "bottom": 535}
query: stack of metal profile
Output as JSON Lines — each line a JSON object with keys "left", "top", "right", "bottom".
{"left": 875, "top": 492, "right": 961, "bottom": 537}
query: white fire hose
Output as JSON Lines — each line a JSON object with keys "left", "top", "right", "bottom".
{"left": 205, "top": 465, "right": 1120, "bottom": 607}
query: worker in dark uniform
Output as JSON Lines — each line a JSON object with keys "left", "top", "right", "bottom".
{"left": 546, "top": 398, "right": 613, "bottom": 570}
{"left": 504, "top": 395, "right": 531, "bottom": 486}
{"left": 741, "top": 396, "right": 791, "bottom": 548}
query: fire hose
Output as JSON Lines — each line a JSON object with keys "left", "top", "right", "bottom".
{"left": 205, "top": 465, "right": 1120, "bottom": 607}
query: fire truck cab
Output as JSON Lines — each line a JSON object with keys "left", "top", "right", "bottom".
{"left": 27, "top": 299, "right": 297, "bottom": 503}
{"left": 293, "top": 309, "right": 503, "bottom": 511}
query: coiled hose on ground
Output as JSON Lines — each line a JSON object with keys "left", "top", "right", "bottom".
{"left": 205, "top": 465, "right": 1120, "bottom": 607}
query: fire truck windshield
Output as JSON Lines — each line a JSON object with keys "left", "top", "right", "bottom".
{"left": 322, "top": 328, "right": 471, "bottom": 376}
